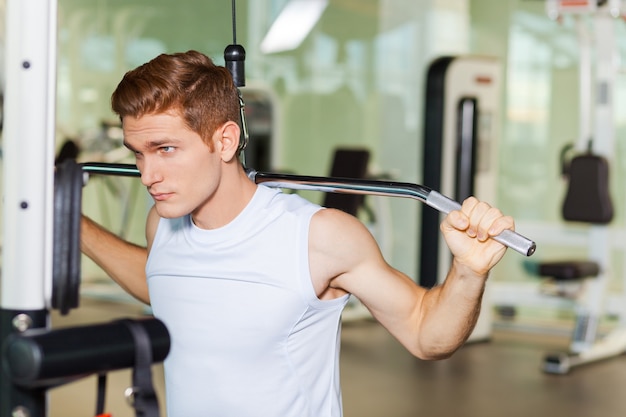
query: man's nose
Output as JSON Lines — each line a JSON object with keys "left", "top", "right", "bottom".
{"left": 139, "top": 158, "right": 162, "bottom": 187}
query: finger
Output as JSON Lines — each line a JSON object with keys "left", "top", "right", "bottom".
{"left": 460, "top": 196, "right": 480, "bottom": 214}
{"left": 462, "top": 198, "right": 494, "bottom": 239}
{"left": 442, "top": 208, "right": 469, "bottom": 232}
{"left": 488, "top": 215, "right": 515, "bottom": 237}
{"left": 463, "top": 200, "right": 512, "bottom": 243}
{"left": 452, "top": 197, "right": 476, "bottom": 236}
{"left": 474, "top": 207, "right": 505, "bottom": 241}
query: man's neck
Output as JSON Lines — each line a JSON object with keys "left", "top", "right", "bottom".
{"left": 191, "top": 166, "right": 257, "bottom": 230}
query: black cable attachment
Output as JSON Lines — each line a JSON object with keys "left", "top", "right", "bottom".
{"left": 224, "top": 44, "right": 246, "bottom": 88}
{"left": 237, "top": 90, "right": 250, "bottom": 155}
{"left": 224, "top": 0, "right": 246, "bottom": 87}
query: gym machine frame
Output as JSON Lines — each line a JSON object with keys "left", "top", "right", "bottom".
{"left": 539, "top": 0, "right": 626, "bottom": 374}
{"left": 0, "top": 2, "right": 169, "bottom": 417}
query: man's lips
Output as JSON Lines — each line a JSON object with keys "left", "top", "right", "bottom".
{"left": 150, "top": 192, "right": 173, "bottom": 201}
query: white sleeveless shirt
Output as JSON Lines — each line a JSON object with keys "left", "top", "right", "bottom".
{"left": 147, "top": 185, "right": 349, "bottom": 417}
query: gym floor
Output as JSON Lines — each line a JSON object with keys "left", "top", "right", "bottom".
{"left": 48, "top": 298, "right": 626, "bottom": 417}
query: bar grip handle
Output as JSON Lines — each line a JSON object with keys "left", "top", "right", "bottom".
{"left": 426, "top": 191, "right": 536, "bottom": 257}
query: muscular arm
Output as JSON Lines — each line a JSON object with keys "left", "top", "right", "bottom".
{"left": 81, "top": 214, "right": 152, "bottom": 304}
{"left": 310, "top": 197, "right": 512, "bottom": 360}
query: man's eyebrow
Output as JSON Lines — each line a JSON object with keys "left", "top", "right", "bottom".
{"left": 123, "top": 138, "right": 180, "bottom": 151}
{"left": 123, "top": 140, "right": 137, "bottom": 151}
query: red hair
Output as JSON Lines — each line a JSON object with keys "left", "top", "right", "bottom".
{"left": 111, "top": 50, "right": 240, "bottom": 148}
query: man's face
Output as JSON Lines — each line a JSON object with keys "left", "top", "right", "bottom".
{"left": 123, "top": 111, "right": 222, "bottom": 219}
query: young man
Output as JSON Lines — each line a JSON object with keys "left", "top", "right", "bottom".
{"left": 81, "top": 50, "right": 514, "bottom": 417}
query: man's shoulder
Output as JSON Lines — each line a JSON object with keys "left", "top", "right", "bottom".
{"left": 260, "top": 185, "right": 321, "bottom": 213}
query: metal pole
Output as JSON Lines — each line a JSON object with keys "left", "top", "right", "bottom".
{"left": 1, "top": 0, "right": 57, "bottom": 415}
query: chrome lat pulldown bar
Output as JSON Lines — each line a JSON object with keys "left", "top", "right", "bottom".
{"left": 248, "top": 170, "right": 535, "bottom": 257}
{"left": 80, "top": 162, "right": 536, "bottom": 257}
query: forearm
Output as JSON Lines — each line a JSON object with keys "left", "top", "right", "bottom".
{"left": 417, "top": 259, "right": 488, "bottom": 359}
{"left": 415, "top": 197, "right": 510, "bottom": 359}
{"left": 81, "top": 215, "right": 150, "bottom": 304}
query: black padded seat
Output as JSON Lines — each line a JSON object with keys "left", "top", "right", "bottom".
{"left": 538, "top": 261, "right": 600, "bottom": 281}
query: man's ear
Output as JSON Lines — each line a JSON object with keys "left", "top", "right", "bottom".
{"left": 216, "top": 121, "right": 241, "bottom": 162}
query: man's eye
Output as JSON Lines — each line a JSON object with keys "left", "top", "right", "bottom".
{"left": 161, "top": 146, "right": 175, "bottom": 153}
